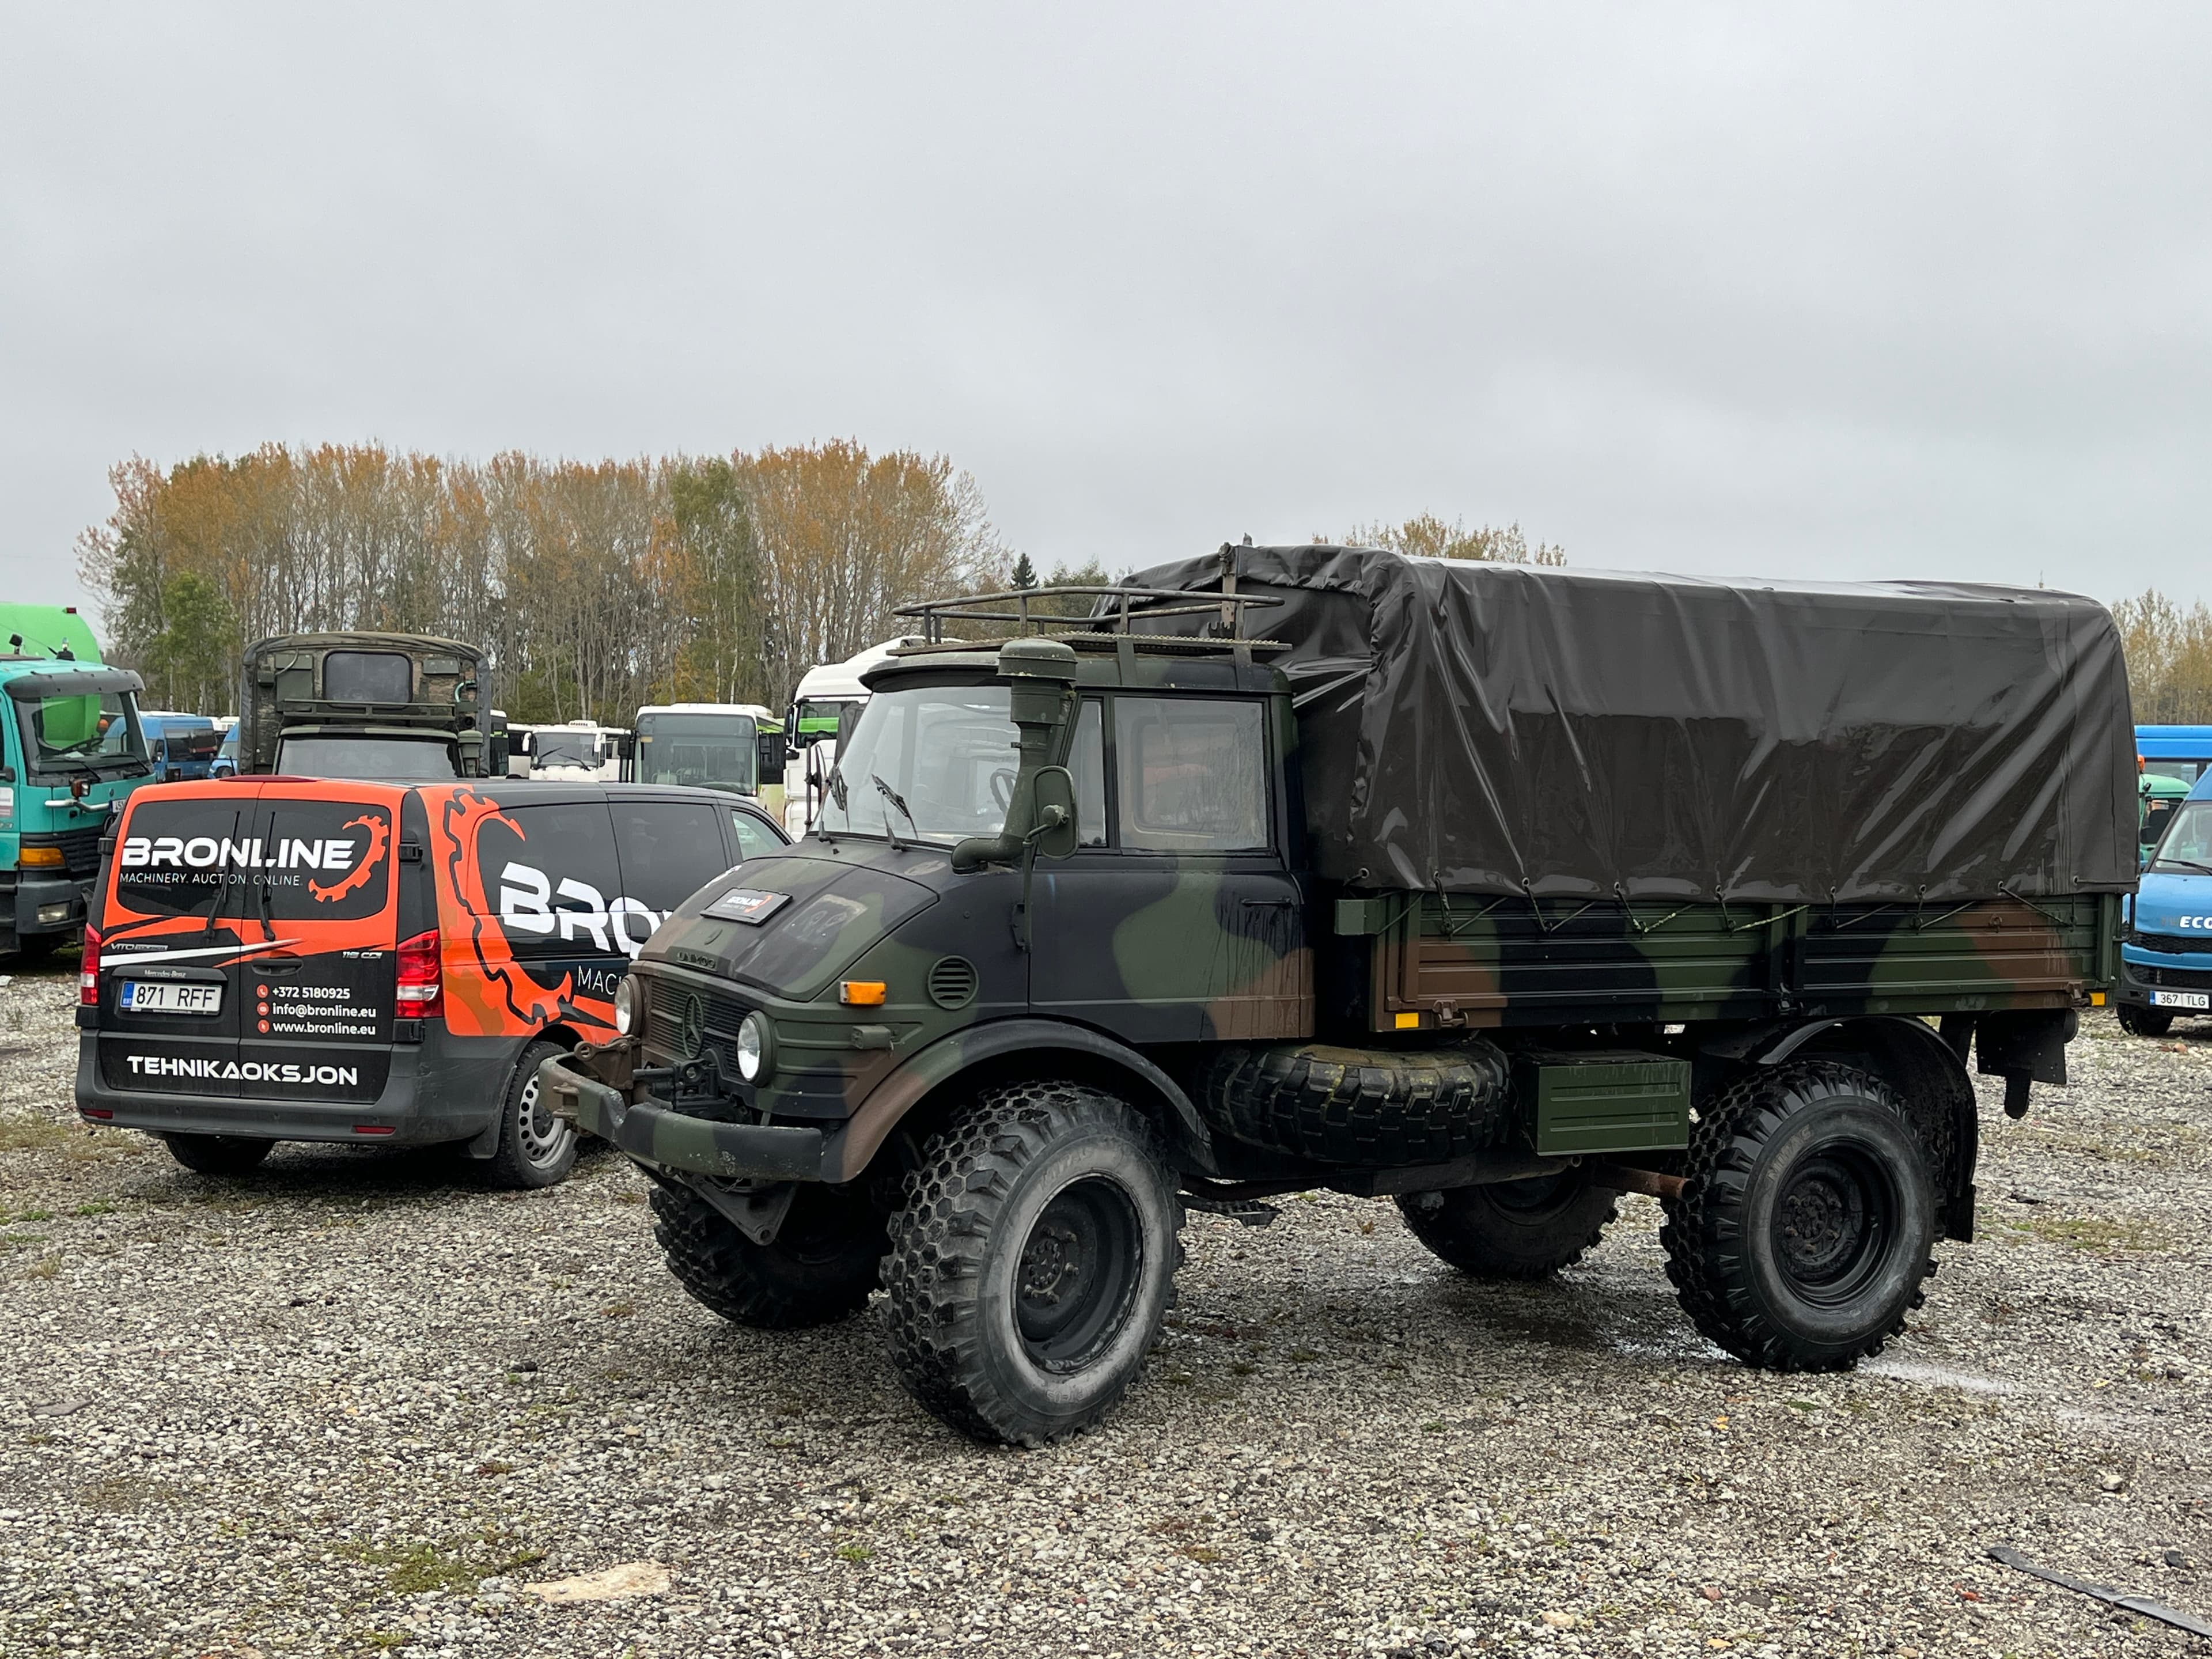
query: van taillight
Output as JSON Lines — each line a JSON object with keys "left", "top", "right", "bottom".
{"left": 396, "top": 929, "right": 443, "bottom": 1020}
{"left": 80, "top": 926, "right": 100, "bottom": 1006}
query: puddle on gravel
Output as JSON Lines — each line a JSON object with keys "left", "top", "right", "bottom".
{"left": 1861, "top": 1355, "right": 2025, "bottom": 1395}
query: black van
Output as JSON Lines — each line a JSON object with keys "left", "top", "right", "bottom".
{"left": 75, "top": 778, "right": 787, "bottom": 1185}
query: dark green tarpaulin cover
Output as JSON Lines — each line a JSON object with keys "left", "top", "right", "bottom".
{"left": 1123, "top": 546, "right": 2138, "bottom": 902}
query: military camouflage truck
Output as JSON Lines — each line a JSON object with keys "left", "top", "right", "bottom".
{"left": 544, "top": 545, "right": 2136, "bottom": 1445}
{"left": 240, "top": 633, "right": 492, "bottom": 780}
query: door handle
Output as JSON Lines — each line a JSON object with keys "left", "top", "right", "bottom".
{"left": 248, "top": 959, "right": 304, "bottom": 976}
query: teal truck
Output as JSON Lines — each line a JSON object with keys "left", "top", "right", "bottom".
{"left": 0, "top": 604, "right": 152, "bottom": 959}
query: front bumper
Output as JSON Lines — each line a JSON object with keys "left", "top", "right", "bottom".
{"left": 6, "top": 871, "right": 91, "bottom": 940}
{"left": 2116, "top": 941, "right": 2212, "bottom": 1011}
{"left": 541, "top": 1052, "right": 830, "bottom": 1181}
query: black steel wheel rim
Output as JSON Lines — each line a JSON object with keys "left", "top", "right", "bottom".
{"left": 1014, "top": 1176, "right": 1143, "bottom": 1372}
{"left": 1489, "top": 1171, "right": 1582, "bottom": 1221}
{"left": 1771, "top": 1139, "right": 1898, "bottom": 1305}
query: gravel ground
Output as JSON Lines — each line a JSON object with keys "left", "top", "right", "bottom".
{"left": 3, "top": 959, "right": 2209, "bottom": 1659}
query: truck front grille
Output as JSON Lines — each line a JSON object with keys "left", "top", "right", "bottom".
{"left": 2141, "top": 965, "right": 2212, "bottom": 992}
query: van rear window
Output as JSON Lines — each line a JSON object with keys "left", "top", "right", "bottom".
{"left": 111, "top": 799, "right": 251, "bottom": 918}
{"left": 257, "top": 800, "right": 395, "bottom": 922}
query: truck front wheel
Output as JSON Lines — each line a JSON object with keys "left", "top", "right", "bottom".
{"left": 1662, "top": 1062, "right": 1936, "bottom": 1370}
{"left": 881, "top": 1080, "right": 1184, "bottom": 1446}
{"left": 1396, "top": 1175, "right": 1619, "bottom": 1279}
{"left": 2116, "top": 1003, "right": 2175, "bottom": 1037}
{"left": 650, "top": 1181, "right": 886, "bottom": 1328}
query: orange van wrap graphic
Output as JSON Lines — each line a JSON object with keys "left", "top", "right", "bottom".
{"left": 425, "top": 786, "right": 618, "bottom": 1040}
{"left": 101, "top": 780, "right": 402, "bottom": 963}
{"left": 309, "top": 812, "right": 391, "bottom": 905}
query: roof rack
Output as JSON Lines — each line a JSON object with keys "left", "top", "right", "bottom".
{"left": 893, "top": 582, "right": 1283, "bottom": 647}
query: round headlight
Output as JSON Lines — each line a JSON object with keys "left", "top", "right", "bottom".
{"left": 735, "top": 1010, "right": 771, "bottom": 1082}
{"left": 612, "top": 976, "right": 637, "bottom": 1036}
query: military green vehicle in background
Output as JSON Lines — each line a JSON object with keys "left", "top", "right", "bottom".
{"left": 240, "top": 633, "right": 493, "bottom": 779}
{"left": 546, "top": 545, "right": 2136, "bottom": 1445}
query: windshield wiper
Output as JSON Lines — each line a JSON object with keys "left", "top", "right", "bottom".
{"left": 874, "top": 775, "right": 921, "bottom": 850}
{"left": 2152, "top": 857, "right": 2212, "bottom": 876}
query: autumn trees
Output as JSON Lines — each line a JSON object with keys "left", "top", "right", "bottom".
{"left": 78, "top": 441, "right": 1002, "bottom": 723}
{"left": 2113, "top": 590, "right": 2212, "bottom": 724}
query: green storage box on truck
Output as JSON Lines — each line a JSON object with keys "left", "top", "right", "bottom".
{"left": 2, "top": 606, "right": 153, "bottom": 958}
{"left": 241, "top": 634, "right": 492, "bottom": 781}
{"left": 546, "top": 546, "right": 2135, "bottom": 1445}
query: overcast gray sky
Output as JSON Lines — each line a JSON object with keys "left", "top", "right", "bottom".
{"left": 4, "top": 4, "right": 2209, "bottom": 622}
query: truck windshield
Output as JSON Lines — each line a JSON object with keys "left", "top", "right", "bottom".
{"left": 2149, "top": 801, "right": 2212, "bottom": 873}
{"left": 819, "top": 684, "right": 1017, "bottom": 844}
{"left": 13, "top": 691, "right": 149, "bottom": 778}
{"left": 637, "top": 713, "right": 756, "bottom": 792}
{"left": 276, "top": 735, "right": 459, "bottom": 780}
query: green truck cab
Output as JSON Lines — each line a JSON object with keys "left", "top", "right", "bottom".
{"left": 1, "top": 607, "right": 152, "bottom": 958}
{"left": 240, "top": 633, "right": 493, "bottom": 780}
{"left": 545, "top": 547, "right": 2134, "bottom": 1445}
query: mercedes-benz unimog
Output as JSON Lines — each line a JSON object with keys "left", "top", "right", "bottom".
{"left": 544, "top": 545, "right": 2136, "bottom": 1445}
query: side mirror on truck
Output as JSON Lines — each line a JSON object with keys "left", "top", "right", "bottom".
{"left": 1029, "top": 766, "right": 1081, "bottom": 860}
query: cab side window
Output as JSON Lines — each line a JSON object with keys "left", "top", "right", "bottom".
{"left": 483, "top": 801, "right": 623, "bottom": 959}
{"left": 1069, "top": 698, "right": 1107, "bottom": 847}
{"left": 1113, "top": 697, "right": 1268, "bottom": 853}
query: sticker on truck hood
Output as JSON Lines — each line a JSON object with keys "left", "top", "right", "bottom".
{"left": 703, "top": 888, "right": 791, "bottom": 926}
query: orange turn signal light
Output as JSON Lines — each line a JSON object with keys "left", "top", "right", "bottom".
{"left": 17, "top": 846, "right": 65, "bottom": 870}
{"left": 839, "top": 980, "right": 887, "bottom": 1006}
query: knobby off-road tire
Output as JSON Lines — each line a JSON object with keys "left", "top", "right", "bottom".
{"left": 1397, "top": 1174, "right": 1620, "bottom": 1279}
{"left": 1206, "top": 1040, "right": 1511, "bottom": 1167}
{"left": 1662, "top": 1062, "right": 1937, "bottom": 1371}
{"left": 881, "top": 1080, "right": 1184, "bottom": 1446}
{"left": 161, "top": 1132, "right": 275, "bottom": 1175}
{"left": 650, "top": 1180, "right": 886, "bottom": 1329}
{"left": 2116, "top": 1003, "right": 2175, "bottom": 1038}
{"left": 479, "top": 1039, "right": 578, "bottom": 1190}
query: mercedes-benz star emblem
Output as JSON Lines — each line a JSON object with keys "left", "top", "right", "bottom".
{"left": 677, "top": 993, "right": 706, "bottom": 1060}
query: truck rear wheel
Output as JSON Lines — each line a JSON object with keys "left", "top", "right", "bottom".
{"left": 1662, "top": 1062, "right": 1936, "bottom": 1370}
{"left": 2116, "top": 1003, "right": 2175, "bottom": 1037}
{"left": 881, "top": 1080, "right": 1183, "bottom": 1446}
{"left": 161, "top": 1132, "right": 275, "bottom": 1175}
{"left": 1396, "top": 1174, "right": 1619, "bottom": 1279}
{"left": 650, "top": 1181, "right": 886, "bottom": 1328}
{"left": 1206, "top": 1040, "right": 1511, "bottom": 1166}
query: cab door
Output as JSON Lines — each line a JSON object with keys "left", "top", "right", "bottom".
{"left": 1029, "top": 694, "right": 1312, "bottom": 1043}
{"left": 232, "top": 785, "right": 403, "bottom": 1105}
{"left": 96, "top": 787, "right": 263, "bottom": 1097}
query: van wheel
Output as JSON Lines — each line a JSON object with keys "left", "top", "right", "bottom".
{"left": 162, "top": 1133, "right": 274, "bottom": 1175}
{"left": 1396, "top": 1174, "right": 1619, "bottom": 1279}
{"left": 882, "top": 1081, "right": 1184, "bottom": 1446}
{"left": 2116, "top": 1004, "right": 2175, "bottom": 1037}
{"left": 480, "top": 1039, "right": 578, "bottom": 1190}
{"left": 650, "top": 1181, "right": 885, "bottom": 1328}
{"left": 1662, "top": 1063, "right": 1936, "bottom": 1371}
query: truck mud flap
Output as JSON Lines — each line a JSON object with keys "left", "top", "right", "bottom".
{"left": 540, "top": 1054, "right": 824, "bottom": 1181}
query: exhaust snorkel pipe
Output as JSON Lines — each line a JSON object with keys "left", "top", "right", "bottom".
{"left": 950, "top": 637, "right": 1079, "bottom": 874}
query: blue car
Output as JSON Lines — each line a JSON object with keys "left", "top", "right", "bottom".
{"left": 2117, "top": 770, "right": 2212, "bottom": 1036}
